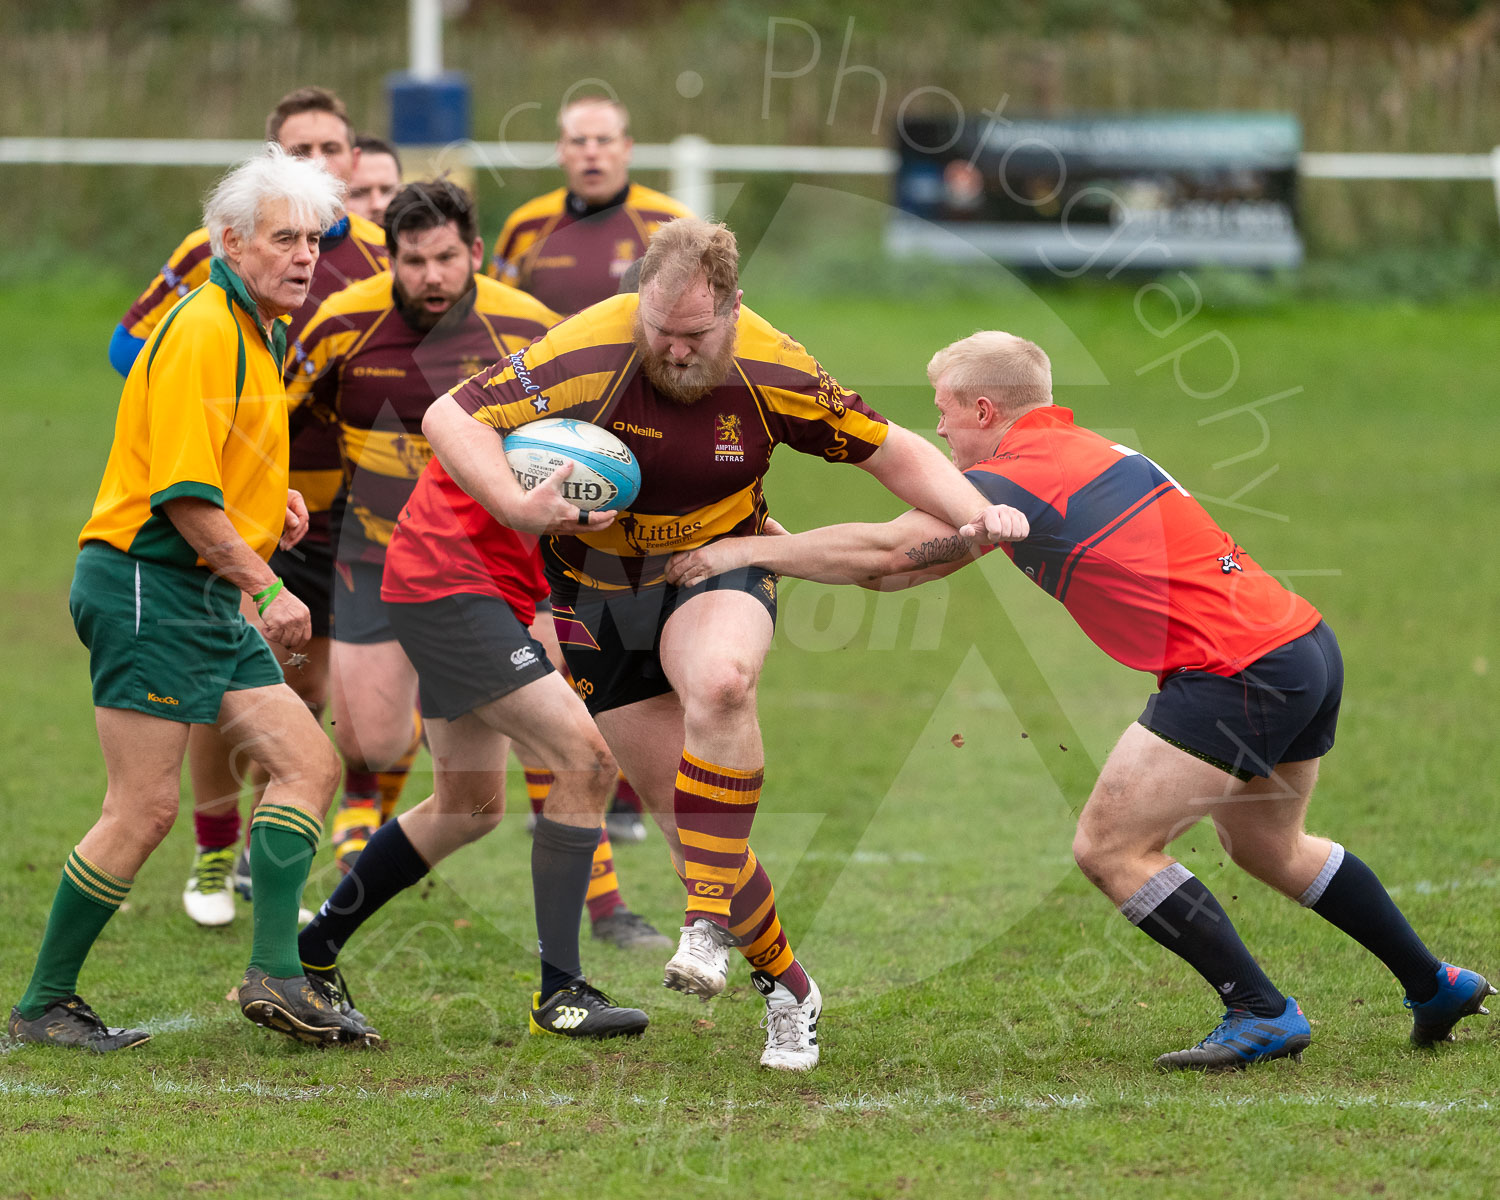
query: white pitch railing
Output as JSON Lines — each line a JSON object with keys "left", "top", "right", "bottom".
{"left": 3, "top": 136, "right": 1498, "bottom": 222}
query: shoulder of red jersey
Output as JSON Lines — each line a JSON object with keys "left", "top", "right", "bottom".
{"left": 473, "top": 275, "right": 562, "bottom": 327}
{"left": 624, "top": 183, "right": 694, "bottom": 221}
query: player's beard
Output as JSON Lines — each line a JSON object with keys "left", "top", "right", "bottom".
{"left": 394, "top": 273, "right": 476, "bottom": 333}
{"left": 632, "top": 313, "right": 738, "bottom": 406}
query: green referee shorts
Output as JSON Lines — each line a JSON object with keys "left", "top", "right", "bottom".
{"left": 69, "top": 542, "right": 284, "bottom": 724}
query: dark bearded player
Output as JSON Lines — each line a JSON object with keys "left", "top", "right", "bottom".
{"left": 286, "top": 180, "right": 652, "bottom": 1038}
{"left": 668, "top": 330, "right": 1494, "bottom": 1071}
{"left": 423, "top": 219, "right": 1017, "bottom": 1070}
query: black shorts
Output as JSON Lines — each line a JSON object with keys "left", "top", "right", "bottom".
{"left": 385, "top": 593, "right": 554, "bottom": 721}
{"left": 1139, "top": 620, "right": 1342, "bottom": 780}
{"left": 549, "top": 566, "right": 779, "bottom": 716}
{"left": 270, "top": 537, "right": 334, "bottom": 640}
{"left": 332, "top": 559, "right": 395, "bottom": 645}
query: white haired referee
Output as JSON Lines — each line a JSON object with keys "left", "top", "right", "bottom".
{"left": 9, "top": 145, "right": 374, "bottom": 1052}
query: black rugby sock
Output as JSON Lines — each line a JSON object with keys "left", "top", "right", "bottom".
{"left": 1300, "top": 844, "right": 1442, "bottom": 1002}
{"left": 298, "top": 818, "right": 430, "bottom": 974}
{"left": 531, "top": 816, "right": 601, "bottom": 999}
{"left": 1121, "top": 863, "right": 1286, "bottom": 1018}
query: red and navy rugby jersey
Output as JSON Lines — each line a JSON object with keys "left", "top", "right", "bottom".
{"left": 966, "top": 406, "right": 1321, "bottom": 683}
{"left": 381, "top": 457, "right": 550, "bottom": 620}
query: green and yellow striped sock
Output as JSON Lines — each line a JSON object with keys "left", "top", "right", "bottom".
{"left": 16, "top": 849, "right": 131, "bottom": 1020}
{"left": 248, "top": 804, "right": 323, "bottom": 979}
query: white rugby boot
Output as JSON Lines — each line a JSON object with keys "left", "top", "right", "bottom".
{"left": 662, "top": 917, "right": 737, "bottom": 999}
{"left": 182, "top": 846, "right": 237, "bottom": 927}
{"left": 753, "top": 969, "right": 822, "bottom": 1072}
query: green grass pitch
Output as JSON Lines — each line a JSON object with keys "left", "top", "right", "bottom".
{"left": 1, "top": 273, "right": 1497, "bottom": 1198}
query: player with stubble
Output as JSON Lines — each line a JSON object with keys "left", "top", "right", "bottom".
{"left": 423, "top": 219, "right": 1017, "bottom": 1070}
{"left": 346, "top": 135, "right": 402, "bottom": 227}
{"left": 668, "top": 330, "right": 1494, "bottom": 1071}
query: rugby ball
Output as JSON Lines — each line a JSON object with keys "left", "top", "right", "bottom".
{"left": 503, "top": 417, "right": 641, "bottom": 512}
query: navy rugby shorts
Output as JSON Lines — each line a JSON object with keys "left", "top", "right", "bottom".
{"left": 1139, "top": 620, "right": 1342, "bottom": 780}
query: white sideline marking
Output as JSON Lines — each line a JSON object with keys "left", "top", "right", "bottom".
{"left": 142, "top": 1012, "right": 202, "bottom": 1034}
{"left": 796, "top": 850, "right": 930, "bottom": 865}
{"left": 1386, "top": 873, "right": 1500, "bottom": 900}
{"left": 0, "top": 1075, "right": 1491, "bottom": 1117}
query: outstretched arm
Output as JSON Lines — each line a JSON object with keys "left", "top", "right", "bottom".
{"left": 666, "top": 505, "right": 1027, "bottom": 590}
{"left": 858, "top": 423, "right": 1016, "bottom": 543}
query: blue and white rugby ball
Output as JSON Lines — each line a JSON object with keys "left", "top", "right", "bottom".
{"left": 504, "top": 417, "right": 641, "bottom": 512}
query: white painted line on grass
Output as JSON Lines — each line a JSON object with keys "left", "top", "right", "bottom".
{"left": 142, "top": 1011, "right": 203, "bottom": 1034}
{"left": 1, "top": 1075, "right": 1490, "bottom": 1117}
{"left": 1387, "top": 873, "right": 1500, "bottom": 900}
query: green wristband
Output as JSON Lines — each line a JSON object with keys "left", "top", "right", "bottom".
{"left": 253, "top": 577, "right": 284, "bottom": 617}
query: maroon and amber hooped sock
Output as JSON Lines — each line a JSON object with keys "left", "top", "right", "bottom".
{"left": 524, "top": 768, "right": 553, "bottom": 817}
{"left": 673, "top": 750, "right": 763, "bottom": 925}
{"left": 376, "top": 714, "right": 423, "bottom": 824}
{"left": 585, "top": 824, "right": 625, "bottom": 921}
{"left": 729, "top": 848, "right": 810, "bottom": 1002}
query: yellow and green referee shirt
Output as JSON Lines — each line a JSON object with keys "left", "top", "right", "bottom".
{"left": 81, "top": 257, "right": 292, "bottom": 568}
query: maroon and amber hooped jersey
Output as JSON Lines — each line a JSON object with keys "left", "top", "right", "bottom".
{"left": 447, "top": 292, "right": 890, "bottom": 591}
{"left": 120, "top": 215, "right": 388, "bottom": 545}
{"left": 288, "top": 273, "right": 558, "bottom": 565}
{"left": 965, "top": 406, "right": 1321, "bottom": 683}
{"left": 487, "top": 183, "right": 692, "bottom": 314}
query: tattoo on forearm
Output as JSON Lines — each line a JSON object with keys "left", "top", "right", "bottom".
{"left": 903, "top": 535, "right": 968, "bottom": 568}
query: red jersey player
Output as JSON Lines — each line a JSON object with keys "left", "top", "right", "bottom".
{"left": 668, "top": 330, "right": 1493, "bottom": 1071}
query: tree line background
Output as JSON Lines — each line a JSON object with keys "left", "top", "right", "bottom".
{"left": 4, "top": 1, "right": 1498, "bottom": 285}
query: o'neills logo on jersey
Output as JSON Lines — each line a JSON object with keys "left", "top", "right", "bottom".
{"left": 714, "top": 413, "right": 745, "bottom": 463}
{"left": 612, "top": 421, "right": 662, "bottom": 439}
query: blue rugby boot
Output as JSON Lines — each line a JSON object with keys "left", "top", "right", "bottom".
{"left": 1155, "top": 996, "right": 1311, "bottom": 1072}
{"left": 1406, "top": 964, "right": 1495, "bottom": 1046}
